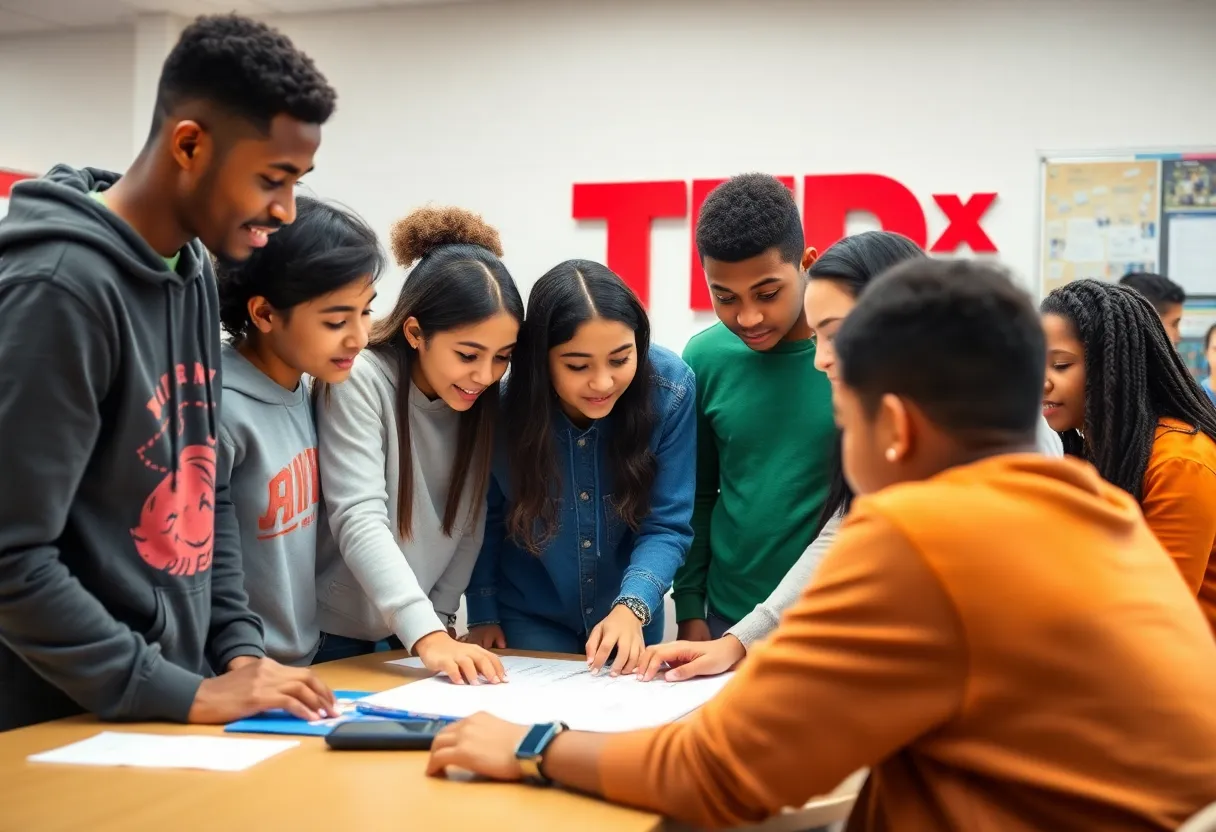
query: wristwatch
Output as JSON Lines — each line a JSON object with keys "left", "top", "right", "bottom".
{"left": 613, "top": 596, "right": 651, "bottom": 626}
{"left": 515, "top": 721, "right": 569, "bottom": 785}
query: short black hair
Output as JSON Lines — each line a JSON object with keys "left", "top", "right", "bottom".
{"left": 1041, "top": 279, "right": 1216, "bottom": 500}
{"left": 153, "top": 14, "right": 336, "bottom": 137}
{"left": 1118, "top": 271, "right": 1186, "bottom": 312}
{"left": 696, "top": 173, "right": 804, "bottom": 265}
{"left": 216, "top": 195, "right": 385, "bottom": 340}
{"left": 836, "top": 259, "right": 1044, "bottom": 445}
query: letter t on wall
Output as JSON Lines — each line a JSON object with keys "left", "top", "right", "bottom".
{"left": 572, "top": 181, "right": 688, "bottom": 307}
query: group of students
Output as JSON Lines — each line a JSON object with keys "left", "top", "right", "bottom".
{"left": 3, "top": 11, "right": 1216, "bottom": 831}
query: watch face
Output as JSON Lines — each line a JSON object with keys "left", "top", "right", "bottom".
{"left": 517, "top": 723, "right": 557, "bottom": 757}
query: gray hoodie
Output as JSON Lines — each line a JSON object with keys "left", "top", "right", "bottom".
{"left": 0, "top": 165, "right": 264, "bottom": 731}
{"left": 218, "top": 342, "right": 331, "bottom": 666}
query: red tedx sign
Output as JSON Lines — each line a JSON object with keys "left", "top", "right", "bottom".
{"left": 572, "top": 174, "right": 998, "bottom": 310}
{"left": 0, "top": 169, "right": 34, "bottom": 199}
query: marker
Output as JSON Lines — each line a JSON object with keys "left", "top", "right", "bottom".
{"left": 353, "top": 703, "right": 460, "bottom": 723}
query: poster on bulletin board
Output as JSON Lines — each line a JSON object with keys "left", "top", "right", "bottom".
{"left": 1039, "top": 151, "right": 1216, "bottom": 296}
{"left": 1039, "top": 150, "right": 1216, "bottom": 380}
{"left": 1160, "top": 159, "right": 1216, "bottom": 298}
{"left": 1039, "top": 159, "right": 1162, "bottom": 294}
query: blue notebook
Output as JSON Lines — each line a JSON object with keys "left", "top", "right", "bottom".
{"left": 224, "top": 690, "right": 386, "bottom": 737}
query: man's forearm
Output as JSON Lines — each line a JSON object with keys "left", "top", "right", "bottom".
{"left": 543, "top": 730, "right": 612, "bottom": 797}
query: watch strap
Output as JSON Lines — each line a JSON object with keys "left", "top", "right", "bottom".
{"left": 613, "top": 596, "right": 651, "bottom": 626}
{"left": 516, "top": 721, "right": 569, "bottom": 785}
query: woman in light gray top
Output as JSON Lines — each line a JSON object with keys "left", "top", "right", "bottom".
{"left": 313, "top": 206, "right": 523, "bottom": 685}
{"left": 639, "top": 232, "right": 1064, "bottom": 682}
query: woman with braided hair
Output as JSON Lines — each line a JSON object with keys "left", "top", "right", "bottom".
{"left": 1041, "top": 278, "right": 1216, "bottom": 631}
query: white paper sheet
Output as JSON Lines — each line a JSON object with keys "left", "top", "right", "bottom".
{"left": 386, "top": 656, "right": 427, "bottom": 669}
{"left": 1064, "top": 217, "right": 1106, "bottom": 262}
{"left": 1167, "top": 213, "right": 1216, "bottom": 295}
{"left": 366, "top": 655, "right": 734, "bottom": 733}
{"left": 27, "top": 731, "right": 299, "bottom": 772}
{"left": 1107, "top": 223, "right": 1157, "bottom": 262}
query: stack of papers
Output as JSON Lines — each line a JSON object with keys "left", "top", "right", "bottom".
{"left": 27, "top": 731, "right": 298, "bottom": 772}
{"left": 364, "top": 655, "right": 734, "bottom": 732}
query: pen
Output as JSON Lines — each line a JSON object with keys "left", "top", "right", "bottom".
{"left": 353, "top": 703, "right": 461, "bottom": 723}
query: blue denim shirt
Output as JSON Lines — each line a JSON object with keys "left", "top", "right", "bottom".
{"left": 466, "top": 344, "right": 696, "bottom": 636}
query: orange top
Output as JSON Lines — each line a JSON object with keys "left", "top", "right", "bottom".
{"left": 597, "top": 455, "right": 1216, "bottom": 831}
{"left": 1142, "top": 418, "right": 1216, "bottom": 632}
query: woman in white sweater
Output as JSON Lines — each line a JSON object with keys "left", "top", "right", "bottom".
{"left": 312, "top": 207, "right": 523, "bottom": 685}
{"left": 640, "top": 231, "right": 1064, "bottom": 681}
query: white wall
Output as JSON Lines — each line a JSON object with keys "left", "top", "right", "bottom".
{"left": 0, "top": 28, "right": 134, "bottom": 176}
{"left": 3, "top": 0, "right": 1216, "bottom": 353}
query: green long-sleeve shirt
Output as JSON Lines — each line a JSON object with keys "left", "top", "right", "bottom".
{"left": 672, "top": 322, "right": 836, "bottom": 625}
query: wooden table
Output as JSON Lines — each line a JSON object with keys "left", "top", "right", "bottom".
{"left": 0, "top": 650, "right": 661, "bottom": 832}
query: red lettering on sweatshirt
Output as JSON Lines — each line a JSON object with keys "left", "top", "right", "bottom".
{"left": 257, "top": 448, "right": 320, "bottom": 540}
{"left": 145, "top": 362, "right": 217, "bottom": 421}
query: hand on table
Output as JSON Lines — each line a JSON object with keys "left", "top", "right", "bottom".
{"left": 414, "top": 631, "right": 506, "bottom": 685}
{"left": 462, "top": 623, "right": 507, "bottom": 649}
{"left": 426, "top": 712, "right": 530, "bottom": 781}
{"left": 188, "top": 657, "right": 337, "bottom": 723}
{"left": 676, "top": 618, "right": 712, "bottom": 642}
{"left": 637, "top": 634, "right": 746, "bottom": 682}
{"left": 586, "top": 603, "right": 645, "bottom": 677}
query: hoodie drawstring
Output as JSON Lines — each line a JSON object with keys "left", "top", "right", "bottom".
{"left": 166, "top": 284, "right": 180, "bottom": 492}
{"left": 166, "top": 268, "right": 216, "bottom": 491}
{"left": 197, "top": 281, "right": 216, "bottom": 444}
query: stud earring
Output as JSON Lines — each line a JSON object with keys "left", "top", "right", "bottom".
{"left": 885, "top": 447, "right": 897, "bottom": 462}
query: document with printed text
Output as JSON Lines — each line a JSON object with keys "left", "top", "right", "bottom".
{"left": 367, "top": 655, "right": 734, "bottom": 732}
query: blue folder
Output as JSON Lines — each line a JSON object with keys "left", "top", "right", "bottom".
{"left": 224, "top": 690, "right": 386, "bottom": 737}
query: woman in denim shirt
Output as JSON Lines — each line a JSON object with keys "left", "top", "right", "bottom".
{"left": 464, "top": 259, "right": 695, "bottom": 676}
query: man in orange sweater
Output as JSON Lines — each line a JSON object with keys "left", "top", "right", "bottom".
{"left": 426, "top": 260, "right": 1216, "bottom": 831}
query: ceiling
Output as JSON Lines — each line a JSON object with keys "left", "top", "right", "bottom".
{"left": 0, "top": 0, "right": 481, "bottom": 33}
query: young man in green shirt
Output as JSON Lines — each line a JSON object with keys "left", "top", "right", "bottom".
{"left": 672, "top": 173, "right": 836, "bottom": 640}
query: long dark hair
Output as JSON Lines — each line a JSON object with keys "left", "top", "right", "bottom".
{"left": 216, "top": 195, "right": 385, "bottom": 341}
{"left": 1041, "top": 279, "right": 1216, "bottom": 500}
{"left": 331, "top": 206, "right": 522, "bottom": 539}
{"left": 503, "top": 259, "right": 656, "bottom": 553}
{"left": 808, "top": 231, "right": 926, "bottom": 535}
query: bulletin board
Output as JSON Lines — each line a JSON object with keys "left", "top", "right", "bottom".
{"left": 1038, "top": 150, "right": 1216, "bottom": 379}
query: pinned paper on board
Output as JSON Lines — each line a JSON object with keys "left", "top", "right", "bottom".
{"left": 1064, "top": 218, "right": 1106, "bottom": 263}
{"left": 1107, "top": 224, "right": 1156, "bottom": 262}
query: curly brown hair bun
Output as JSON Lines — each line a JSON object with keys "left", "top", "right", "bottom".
{"left": 389, "top": 206, "right": 503, "bottom": 268}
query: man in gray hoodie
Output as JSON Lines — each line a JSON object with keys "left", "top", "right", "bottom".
{"left": 0, "top": 14, "right": 338, "bottom": 730}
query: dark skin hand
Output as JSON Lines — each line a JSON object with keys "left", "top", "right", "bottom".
{"left": 677, "top": 618, "right": 713, "bottom": 642}
{"left": 426, "top": 712, "right": 608, "bottom": 798}
{"left": 188, "top": 656, "right": 337, "bottom": 723}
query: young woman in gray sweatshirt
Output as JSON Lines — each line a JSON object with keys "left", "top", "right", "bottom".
{"left": 214, "top": 196, "right": 385, "bottom": 666}
{"left": 312, "top": 207, "right": 524, "bottom": 686}
{"left": 638, "top": 231, "right": 1066, "bottom": 682}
